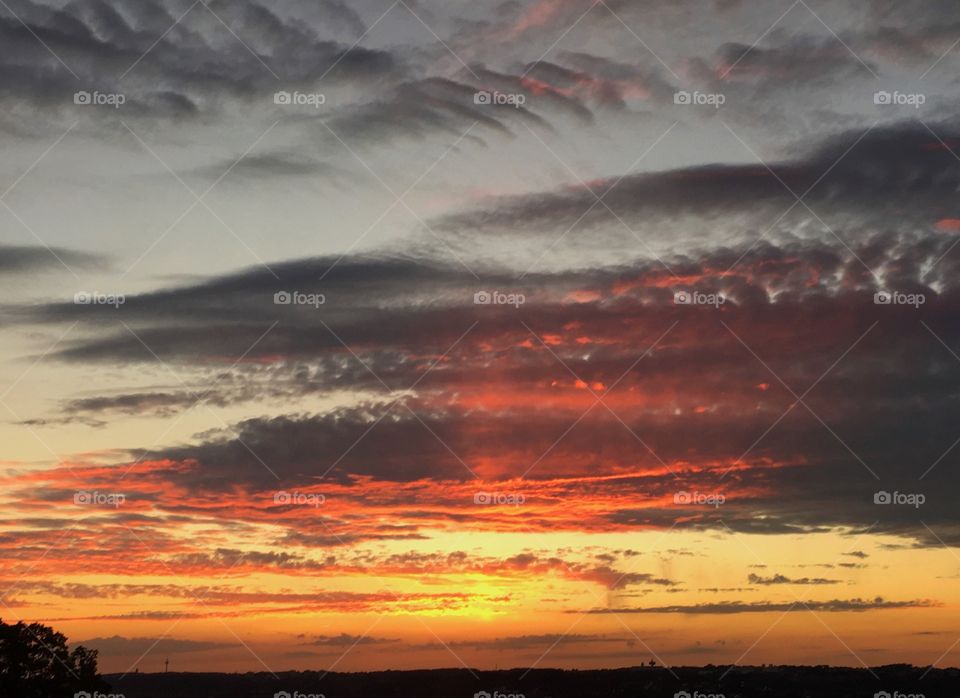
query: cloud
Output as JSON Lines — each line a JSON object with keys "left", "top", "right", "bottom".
{"left": 553, "top": 51, "right": 677, "bottom": 106}
{"left": 583, "top": 597, "right": 938, "bottom": 614}
{"left": 321, "top": 76, "right": 546, "bottom": 146}
{"left": 434, "top": 122, "right": 960, "bottom": 248}
{"left": 298, "top": 633, "right": 400, "bottom": 647}
{"left": 0, "top": 244, "right": 106, "bottom": 274}
{"left": 710, "top": 37, "right": 877, "bottom": 88}
{"left": 747, "top": 573, "right": 841, "bottom": 585}
{"left": 73, "top": 635, "right": 231, "bottom": 656}
{"left": 0, "top": 0, "right": 402, "bottom": 126}
{"left": 6, "top": 219, "right": 959, "bottom": 549}
{"left": 188, "top": 152, "right": 346, "bottom": 182}
{"left": 424, "top": 633, "right": 629, "bottom": 650}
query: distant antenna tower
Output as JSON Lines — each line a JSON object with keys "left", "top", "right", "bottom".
{"left": 164, "top": 658, "right": 169, "bottom": 673}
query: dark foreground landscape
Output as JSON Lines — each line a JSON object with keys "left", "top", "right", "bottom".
{"left": 105, "top": 665, "right": 960, "bottom": 698}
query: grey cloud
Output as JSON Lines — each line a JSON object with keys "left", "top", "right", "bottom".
{"left": 0, "top": 0, "right": 402, "bottom": 124}
{"left": 322, "top": 76, "right": 546, "bottom": 146}
{"left": 434, "top": 122, "right": 960, "bottom": 246}
{"left": 298, "top": 633, "right": 399, "bottom": 647}
{"left": 556, "top": 51, "right": 677, "bottom": 105}
{"left": 74, "top": 635, "right": 231, "bottom": 656}
{"left": 0, "top": 244, "right": 106, "bottom": 274}
{"left": 188, "top": 152, "right": 347, "bottom": 182}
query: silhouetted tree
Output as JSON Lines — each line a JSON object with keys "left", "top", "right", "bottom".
{"left": 0, "top": 618, "right": 109, "bottom": 697}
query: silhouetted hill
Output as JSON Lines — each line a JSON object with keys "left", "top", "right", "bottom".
{"left": 105, "top": 664, "right": 960, "bottom": 698}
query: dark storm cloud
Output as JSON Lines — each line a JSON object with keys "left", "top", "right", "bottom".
{"left": 0, "top": 244, "right": 106, "bottom": 274}
{"left": 0, "top": 0, "right": 402, "bottom": 121}
{"left": 710, "top": 37, "right": 877, "bottom": 87}
{"left": 108, "top": 335, "right": 960, "bottom": 543}
{"left": 131, "top": 409, "right": 483, "bottom": 487}
{"left": 434, "top": 122, "right": 960, "bottom": 239}
{"left": 8, "top": 231, "right": 960, "bottom": 554}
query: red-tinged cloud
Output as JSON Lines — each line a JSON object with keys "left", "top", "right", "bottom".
{"left": 6, "top": 219, "right": 960, "bottom": 553}
{"left": 1, "top": 116, "right": 958, "bottom": 641}
{"left": 936, "top": 219, "right": 960, "bottom": 232}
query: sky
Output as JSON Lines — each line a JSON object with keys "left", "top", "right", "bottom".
{"left": 1, "top": 0, "right": 960, "bottom": 680}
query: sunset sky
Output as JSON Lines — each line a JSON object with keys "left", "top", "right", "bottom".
{"left": 2, "top": 0, "right": 960, "bottom": 678}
